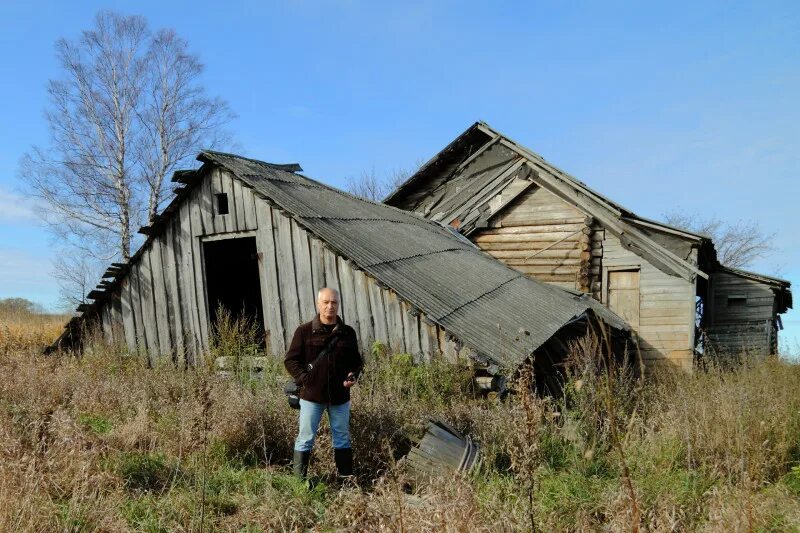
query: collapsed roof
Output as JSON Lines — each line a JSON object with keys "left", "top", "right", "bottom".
{"left": 385, "top": 121, "right": 717, "bottom": 282}
{"left": 51, "top": 149, "right": 629, "bottom": 373}
{"left": 198, "top": 151, "right": 630, "bottom": 370}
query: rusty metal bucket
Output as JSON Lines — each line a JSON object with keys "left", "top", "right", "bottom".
{"left": 404, "top": 417, "right": 480, "bottom": 483}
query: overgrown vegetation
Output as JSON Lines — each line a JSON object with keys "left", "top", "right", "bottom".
{"left": 1, "top": 313, "right": 799, "bottom": 531}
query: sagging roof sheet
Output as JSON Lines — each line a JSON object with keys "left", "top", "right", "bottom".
{"left": 201, "top": 151, "right": 628, "bottom": 371}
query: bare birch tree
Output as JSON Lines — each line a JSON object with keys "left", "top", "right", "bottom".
{"left": 22, "top": 12, "right": 149, "bottom": 261}
{"left": 345, "top": 163, "right": 421, "bottom": 202}
{"left": 138, "top": 29, "right": 232, "bottom": 223}
{"left": 21, "top": 10, "right": 232, "bottom": 304}
{"left": 662, "top": 211, "right": 775, "bottom": 269}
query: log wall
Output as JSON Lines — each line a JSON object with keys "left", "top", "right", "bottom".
{"left": 97, "top": 167, "right": 471, "bottom": 364}
{"left": 474, "top": 185, "right": 596, "bottom": 292}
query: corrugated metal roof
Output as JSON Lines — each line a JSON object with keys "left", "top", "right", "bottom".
{"left": 203, "top": 150, "right": 629, "bottom": 371}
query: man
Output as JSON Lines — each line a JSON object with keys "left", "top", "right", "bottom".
{"left": 284, "top": 287, "right": 363, "bottom": 479}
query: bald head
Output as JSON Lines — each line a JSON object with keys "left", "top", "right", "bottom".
{"left": 316, "top": 287, "right": 340, "bottom": 325}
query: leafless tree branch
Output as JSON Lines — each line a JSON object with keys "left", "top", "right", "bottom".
{"left": 662, "top": 210, "right": 775, "bottom": 269}
{"left": 20, "top": 10, "right": 233, "bottom": 306}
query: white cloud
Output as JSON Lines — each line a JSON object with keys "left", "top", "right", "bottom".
{"left": 0, "top": 188, "right": 40, "bottom": 223}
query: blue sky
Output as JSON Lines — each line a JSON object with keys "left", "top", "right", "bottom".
{"left": 0, "top": 1, "right": 797, "bottom": 351}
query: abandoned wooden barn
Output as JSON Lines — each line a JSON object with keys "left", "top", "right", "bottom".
{"left": 52, "top": 150, "right": 628, "bottom": 382}
{"left": 385, "top": 121, "right": 792, "bottom": 368}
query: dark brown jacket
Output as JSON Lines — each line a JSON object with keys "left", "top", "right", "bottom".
{"left": 284, "top": 315, "right": 363, "bottom": 405}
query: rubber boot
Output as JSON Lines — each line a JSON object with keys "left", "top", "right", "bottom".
{"left": 334, "top": 447, "right": 354, "bottom": 478}
{"left": 293, "top": 450, "right": 311, "bottom": 479}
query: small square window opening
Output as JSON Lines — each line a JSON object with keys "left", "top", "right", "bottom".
{"left": 216, "top": 193, "right": 229, "bottom": 215}
{"left": 727, "top": 296, "right": 747, "bottom": 307}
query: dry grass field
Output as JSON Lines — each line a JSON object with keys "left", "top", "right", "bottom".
{"left": 1, "top": 308, "right": 799, "bottom": 531}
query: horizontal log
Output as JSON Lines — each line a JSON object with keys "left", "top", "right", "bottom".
{"left": 487, "top": 249, "right": 583, "bottom": 259}
{"left": 476, "top": 223, "right": 584, "bottom": 236}
{"left": 490, "top": 217, "right": 586, "bottom": 229}
{"left": 501, "top": 208, "right": 583, "bottom": 224}
{"left": 476, "top": 240, "right": 580, "bottom": 251}
{"left": 474, "top": 233, "right": 583, "bottom": 243}
{"left": 500, "top": 257, "right": 582, "bottom": 266}
{"left": 591, "top": 233, "right": 604, "bottom": 242}
{"left": 502, "top": 264, "right": 578, "bottom": 275}
{"left": 518, "top": 270, "right": 577, "bottom": 281}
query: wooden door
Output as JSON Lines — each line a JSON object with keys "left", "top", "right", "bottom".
{"left": 607, "top": 270, "right": 640, "bottom": 330}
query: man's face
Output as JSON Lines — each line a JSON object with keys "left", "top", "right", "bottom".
{"left": 317, "top": 290, "right": 339, "bottom": 324}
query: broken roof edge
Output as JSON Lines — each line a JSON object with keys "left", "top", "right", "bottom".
{"left": 720, "top": 265, "right": 791, "bottom": 288}
{"left": 383, "top": 121, "right": 491, "bottom": 204}
{"left": 622, "top": 215, "right": 710, "bottom": 242}
{"left": 389, "top": 121, "right": 714, "bottom": 282}
{"left": 198, "top": 149, "right": 304, "bottom": 173}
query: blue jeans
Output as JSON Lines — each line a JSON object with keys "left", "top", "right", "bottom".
{"left": 294, "top": 399, "right": 351, "bottom": 452}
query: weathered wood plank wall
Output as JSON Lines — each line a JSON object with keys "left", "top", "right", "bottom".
{"left": 474, "top": 185, "right": 590, "bottom": 291}
{"left": 98, "top": 167, "right": 470, "bottom": 364}
{"left": 707, "top": 271, "right": 777, "bottom": 354}
{"left": 603, "top": 232, "right": 696, "bottom": 370}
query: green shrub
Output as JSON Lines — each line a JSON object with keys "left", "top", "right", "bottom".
{"left": 115, "top": 452, "right": 177, "bottom": 493}
{"left": 783, "top": 465, "right": 800, "bottom": 497}
{"left": 77, "top": 412, "right": 113, "bottom": 435}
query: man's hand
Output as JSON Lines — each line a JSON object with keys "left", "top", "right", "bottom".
{"left": 343, "top": 372, "right": 356, "bottom": 388}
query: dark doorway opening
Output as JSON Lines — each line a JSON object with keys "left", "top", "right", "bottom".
{"left": 203, "top": 237, "right": 265, "bottom": 343}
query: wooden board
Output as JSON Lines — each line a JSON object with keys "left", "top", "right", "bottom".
{"left": 476, "top": 241, "right": 581, "bottom": 251}
{"left": 309, "top": 236, "right": 327, "bottom": 295}
{"left": 352, "top": 268, "right": 375, "bottom": 353}
{"left": 337, "top": 257, "right": 359, "bottom": 333}
{"left": 401, "top": 301, "right": 422, "bottom": 360}
{"left": 137, "top": 248, "right": 160, "bottom": 363}
{"left": 322, "top": 247, "right": 341, "bottom": 297}
{"left": 199, "top": 173, "right": 215, "bottom": 236}
{"left": 419, "top": 316, "right": 439, "bottom": 361}
{"left": 149, "top": 235, "right": 172, "bottom": 357}
{"left": 273, "top": 209, "right": 301, "bottom": 343}
{"left": 177, "top": 202, "right": 200, "bottom": 362}
{"left": 291, "top": 220, "right": 316, "bottom": 322}
{"left": 227, "top": 171, "right": 243, "bottom": 231}
{"left": 119, "top": 277, "right": 137, "bottom": 352}
{"left": 497, "top": 185, "right": 585, "bottom": 226}
{"left": 128, "top": 262, "right": 147, "bottom": 357}
{"left": 383, "top": 290, "right": 406, "bottom": 353}
{"left": 367, "top": 276, "right": 389, "bottom": 349}
{"left": 254, "top": 199, "right": 285, "bottom": 356}
{"left": 101, "top": 304, "right": 113, "bottom": 344}
{"left": 476, "top": 222, "right": 585, "bottom": 235}
{"left": 162, "top": 220, "right": 185, "bottom": 362}
{"left": 189, "top": 187, "right": 210, "bottom": 355}
{"left": 241, "top": 182, "right": 257, "bottom": 231}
